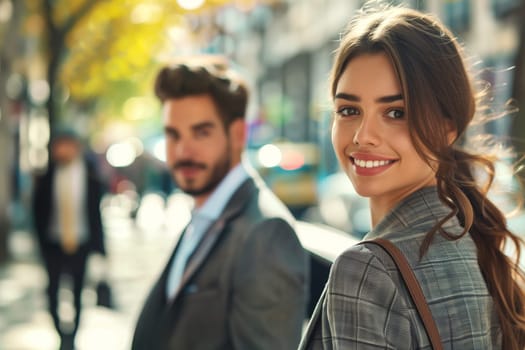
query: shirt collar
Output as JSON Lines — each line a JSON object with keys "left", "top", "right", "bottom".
{"left": 194, "top": 162, "right": 250, "bottom": 220}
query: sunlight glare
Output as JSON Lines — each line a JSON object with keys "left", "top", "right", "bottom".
{"left": 177, "top": 0, "right": 205, "bottom": 11}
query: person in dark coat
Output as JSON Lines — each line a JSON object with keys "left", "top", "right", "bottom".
{"left": 32, "top": 129, "right": 107, "bottom": 349}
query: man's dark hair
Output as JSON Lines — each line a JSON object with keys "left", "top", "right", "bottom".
{"left": 154, "top": 62, "right": 249, "bottom": 128}
{"left": 51, "top": 127, "right": 81, "bottom": 144}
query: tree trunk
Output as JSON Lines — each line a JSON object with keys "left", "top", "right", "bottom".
{"left": 42, "top": 0, "right": 98, "bottom": 132}
{"left": 0, "top": 0, "right": 24, "bottom": 263}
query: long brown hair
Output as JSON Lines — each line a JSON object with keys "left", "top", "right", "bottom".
{"left": 330, "top": 4, "right": 525, "bottom": 349}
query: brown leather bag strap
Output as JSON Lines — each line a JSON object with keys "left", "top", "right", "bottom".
{"left": 361, "top": 238, "right": 443, "bottom": 350}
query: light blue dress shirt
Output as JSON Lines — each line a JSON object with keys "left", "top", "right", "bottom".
{"left": 165, "top": 163, "right": 250, "bottom": 299}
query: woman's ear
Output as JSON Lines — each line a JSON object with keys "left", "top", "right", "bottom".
{"left": 446, "top": 120, "right": 457, "bottom": 145}
{"left": 447, "top": 130, "right": 457, "bottom": 145}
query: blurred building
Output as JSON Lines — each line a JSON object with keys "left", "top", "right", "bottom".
{"left": 235, "top": 0, "right": 520, "bottom": 167}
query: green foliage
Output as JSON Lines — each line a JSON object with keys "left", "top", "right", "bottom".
{"left": 25, "top": 0, "right": 275, "bottom": 139}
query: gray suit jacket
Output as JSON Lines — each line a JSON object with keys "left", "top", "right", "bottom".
{"left": 299, "top": 186, "right": 500, "bottom": 349}
{"left": 299, "top": 187, "right": 501, "bottom": 350}
{"left": 132, "top": 173, "right": 309, "bottom": 350}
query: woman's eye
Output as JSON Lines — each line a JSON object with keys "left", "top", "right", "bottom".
{"left": 386, "top": 109, "right": 404, "bottom": 119}
{"left": 336, "top": 106, "right": 360, "bottom": 117}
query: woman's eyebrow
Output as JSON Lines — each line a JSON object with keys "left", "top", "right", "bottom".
{"left": 334, "top": 92, "right": 403, "bottom": 103}
{"left": 334, "top": 92, "right": 359, "bottom": 101}
{"left": 376, "top": 94, "right": 403, "bottom": 103}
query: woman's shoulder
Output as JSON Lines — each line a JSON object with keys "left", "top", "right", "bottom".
{"left": 326, "top": 243, "right": 411, "bottom": 319}
{"left": 329, "top": 233, "right": 482, "bottom": 294}
{"left": 328, "top": 243, "right": 396, "bottom": 292}
{"left": 332, "top": 238, "right": 412, "bottom": 272}
{"left": 333, "top": 242, "right": 380, "bottom": 267}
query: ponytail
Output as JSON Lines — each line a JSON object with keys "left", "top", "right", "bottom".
{"left": 423, "top": 148, "right": 525, "bottom": 350}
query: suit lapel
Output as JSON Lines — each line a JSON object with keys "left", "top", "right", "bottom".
{"left": 172, "top": 218, "right": 225, "bottom": 298}
{"left": 169, "top": 177, "right": 257, "bottom": 301}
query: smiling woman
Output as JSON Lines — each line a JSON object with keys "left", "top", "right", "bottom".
{"left": 299, "top": 2, "right": 525, "bottom": 350}
{"left": 332, "top": 53, "right": 437, "bottom": 225}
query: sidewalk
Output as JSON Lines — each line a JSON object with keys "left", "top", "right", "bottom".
{"left": 0, "top": 207, "right": 179, "bottom": 350}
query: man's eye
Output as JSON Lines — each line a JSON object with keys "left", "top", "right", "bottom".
{"left": 386, "top": 109, "right": 404, "bottom": 119}
{"left": 336, "top": 107, "right": 360, "bottom": 117}
{"left": 195, "top": 129, "right": 211, "bottom": 137}
{"left": 164, "top": 131, "right": 179, "bottom": 141}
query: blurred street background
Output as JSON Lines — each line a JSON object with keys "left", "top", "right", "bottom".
{"left": 1, "top": 190, "right": 194, "bottom": 349}
{"left": 1, "top": 0, "right": 525, "bottom": 349}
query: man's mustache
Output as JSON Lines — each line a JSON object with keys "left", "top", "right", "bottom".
{"left": 172, "top": 161, "right": 206, "bottom": 170}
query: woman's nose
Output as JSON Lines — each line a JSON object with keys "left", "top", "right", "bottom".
{"left": 352, "top": 115, "right": 380, "bottom": 146}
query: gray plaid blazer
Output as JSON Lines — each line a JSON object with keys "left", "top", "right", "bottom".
{"left": 299, "top": 186, "right": 501, "bottom": 349}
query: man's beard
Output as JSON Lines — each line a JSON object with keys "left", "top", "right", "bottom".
{"left": 173, "top": 146, "right": 232, "bottom": 198}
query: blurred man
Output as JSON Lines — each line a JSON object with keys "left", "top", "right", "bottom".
{"left": 32, "top": 129, "right": 107, "bottom": 350}
{"left": 131, "top": 59, "right": 309, "bottom": 350}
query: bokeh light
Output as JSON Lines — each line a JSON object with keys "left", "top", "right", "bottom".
{"left": 106, "top": 138, "right": 144, "bottom": 168}
{"left": 258, "top": 143, "right": 281, "bottom": 168}
{"left": 177, "top": 0, "right": 205, "bottom": 11}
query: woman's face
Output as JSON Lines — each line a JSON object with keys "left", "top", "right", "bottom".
{"left": 331, "top": 52, "right": 436, "bottom": 216}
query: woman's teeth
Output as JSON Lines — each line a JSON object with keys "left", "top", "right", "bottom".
{"left": 354, "top": 159, "right": 393, "bottom": 168}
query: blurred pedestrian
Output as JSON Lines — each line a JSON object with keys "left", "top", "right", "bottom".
{"left": 131, "top": 58, "right": 309, "bottom": 350}
{"left": 32, "top": 128, "right": 107, "bottom": 350}
{"left": 300, "top": 2, "right": 525, "bottom": 350}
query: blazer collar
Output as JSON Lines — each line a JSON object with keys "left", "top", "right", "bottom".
{"left": 364, "top": 186, "right": 459, "bottom": 241}
{"left": 169, "top": 177, "right": 257, "bottom": 301}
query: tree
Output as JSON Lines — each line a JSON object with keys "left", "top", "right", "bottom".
{"left": 35, "top": 0, "right": 100, "bottom": 129}
{"left": 31, "top": 0, "right": 267, "bottom": 132}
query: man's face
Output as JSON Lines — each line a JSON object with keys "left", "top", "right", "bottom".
{"left": 163, "top": 94, "right": 240, "bottom": 206}
{"left": 51, "top": 138, "right": 80, "bottom": 165}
